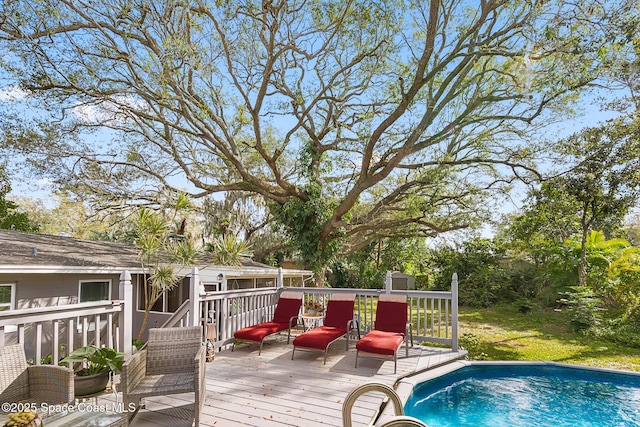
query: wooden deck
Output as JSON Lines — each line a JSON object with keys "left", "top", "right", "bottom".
{"left": 116, "top": 334, "right": 465, "bottom": 427}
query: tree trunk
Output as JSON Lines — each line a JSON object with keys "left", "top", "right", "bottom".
{"left": 578, "top": 231, "right": 588, "bottom": 287}
{"left": 313, "top": 265, "right": 328, "bottom": 287}
{"left": 578, "top": 206, "right": 591, "bottom": 288}
{"left": 137, "top": 307, "right": 152, "bottom": 342}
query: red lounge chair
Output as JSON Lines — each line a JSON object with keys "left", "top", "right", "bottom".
{"left": 233, "top": 291, "right": 302, "bottom": 355}
{"left": 355, "top": 294, "right": 413, "bottom": 373}
{"left": 291, "top": 293, "right": 359, "bottom": 364}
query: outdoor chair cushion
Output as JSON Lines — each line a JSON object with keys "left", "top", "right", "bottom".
{"left": 374, "top": 301, "right": 408, "bottom": 333}
{"left": 354, "top": 294, "right": 411, "bottom": 373}
{"left": 233, "top": 293, "right": 302, "bottom": 355}
{"left": 292, "top": 326, "right": 348, "bottom": 350}
{"left": 272, "top": 297, "right": 302, "bottom": 324}
{"left": 234, "top": 321, "right": 291, "bottom": 342}
{"left": 355, "top": 329, "right": 405, "bottom": 356}
{"left": 322, "top": 299, "right": 356, "bottom": 328}
{"left": 292, "top": 297, "right": 356, "bottom": 350}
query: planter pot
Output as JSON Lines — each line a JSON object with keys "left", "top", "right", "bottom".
{"left": 306, "top": 309, "right": 317, "bottom": 316}
{"left": 74, "top": 370, "right": 110, "bottom": 397}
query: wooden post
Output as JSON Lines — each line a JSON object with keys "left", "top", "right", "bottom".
{"left": 119, "top": 270, "right": 133, "bottom": 358}
{"left": 190, "top": 267, "right": 201, "bottom": 327}
{"left": 451, "top": 272, "right": 459, "bottom": 351}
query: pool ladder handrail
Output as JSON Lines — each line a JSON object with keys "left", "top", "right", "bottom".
{"left": 342, "top": 383, "right": 427, "bottom": 427}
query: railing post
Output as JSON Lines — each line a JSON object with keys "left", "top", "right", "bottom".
{"left": 220, "top": 273, "right": 227, "bottom": 291}
{"left": 119, "top": 270, "right": 133, "bottom": 358}
{"left": 385, "top": 271, "right": 393, "bottom": 293}
{"left": 451, "top": 272, "right": 459, "bottom": 351}
{"left": 277, "top": 267, "right": 284, "bottom": 288}
{"left": 190, "top": 267, "right": 201, "bottom": 327}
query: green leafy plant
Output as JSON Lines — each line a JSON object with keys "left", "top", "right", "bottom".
{"left": 515, "top": 298, "right": 534, "bottom": 314}
{"left": 61, "top": 346, "right": 124, "bottom": 376}
{"left": 458, "top": 332, "right": 488, "bottom": 361}
{"left": 557, "top": 286, "right": 604, "bottom": 332}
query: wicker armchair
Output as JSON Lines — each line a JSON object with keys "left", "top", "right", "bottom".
{"left": 0, "top": 344, "right": 74, "bottom": 410}
{"left": 122, "top": 326, "right": 206, "bottom": 426}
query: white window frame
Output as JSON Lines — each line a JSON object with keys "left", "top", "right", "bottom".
{"left": 137, "top": 280, "right": 185, "bottom": 314}
{"left": 78, "top": 279, "right": 112, "bottom": 303}
{"left": 1, "top": 283, "right": 17, "bottom": 332}
{"left": 0, "top": 283, "right": 15, "bottom": 311}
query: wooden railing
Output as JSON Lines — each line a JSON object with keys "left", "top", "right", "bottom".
{"left": 0, "top": 301, "right": 125, "bottom": 365}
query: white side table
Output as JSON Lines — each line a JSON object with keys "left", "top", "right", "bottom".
{"left": 300, "top": 314, "right": 324, "bottom": 331}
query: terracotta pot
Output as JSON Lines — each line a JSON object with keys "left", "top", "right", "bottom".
{"left": 74, "top": 370, "right": 110, "bottom": 397}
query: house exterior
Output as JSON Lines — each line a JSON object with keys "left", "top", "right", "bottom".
{"left": 0, "top": 230, "right": 312, "bottom": 340}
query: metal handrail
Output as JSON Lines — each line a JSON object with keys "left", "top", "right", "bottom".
{"left": 342, "top": 382, "right": 427, "bottom": 427}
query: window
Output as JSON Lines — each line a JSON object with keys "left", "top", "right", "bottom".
{"left": 137, "top": 278, "right": 188, "bottom": 313}
{"left": 79, "top": 280, "right": 111, "bottom": 303}
{"left": 0, "top": 283, "right": 15, "bottom": 311}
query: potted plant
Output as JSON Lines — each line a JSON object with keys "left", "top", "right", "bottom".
{"left": 3, "top": 411, "right": 42, "bottom": 427}
{"left": 304, "top": 299, "right": 324, "bottom": 316}
{"left": 61, "top": 345, "right": 125, "bottom": 397}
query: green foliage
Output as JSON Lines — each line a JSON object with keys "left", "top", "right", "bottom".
{"left": 428, "top": 238, "right": 516, "bottom": 307}
{"left": 60, "top": 345, "right": 124, "bottom": 376}
{"left": 331, "top": 258, "right": 385, "bottom": 289}
{"left": 459, "top": 305, "right": 640, "bottom": 369}
{"left": 515, "top": 298, "right": 534, "bottom": 314}
{"left": 327, "top": 237, "right": 431, "bottom": 289}
{"left": 270, "top": 194, "right": 342, "bottom": 279}
{"left": 458, "top": 333, "right": 488, "bottom": 361}
{"left": 588, "top": 316, "right": 640, "bottom": 349}
{"left": 557, "top": 286, "right": 604, "bottom": 333}
{"left": 131, "top": 201, "right": 201, "bottom": 340}
{"left": 0, "top": 166, "right": 39, "bottom": 232}
{"left": 1, "top": 0, "right": 628, "bottom": 283}
{"left": 205, "top": 234, "right": 253, "bottom": 266}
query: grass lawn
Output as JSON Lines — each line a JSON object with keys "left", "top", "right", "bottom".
{"left": 458, "top": 304, "right": 640, "bottom": 372}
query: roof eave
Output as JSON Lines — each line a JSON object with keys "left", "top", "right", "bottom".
{"left": 0, "top": 265, "right": 145, "bottom": 275}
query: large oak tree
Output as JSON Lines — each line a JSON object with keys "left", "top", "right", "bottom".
{"left": 0, "top": 0, "right": 634, "bottom": 278}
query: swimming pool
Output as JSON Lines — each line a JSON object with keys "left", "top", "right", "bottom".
{"left": 395, "top": 361, "right": 640, "bottom": 427}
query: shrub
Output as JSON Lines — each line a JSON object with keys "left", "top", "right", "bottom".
{"left": 515, "top": 298, "right": 534, "bottom": 314}
{"left": 557, "top": 286, "right": 603, "bottom": 333}
{"left": 458, "top": 332, "right": 488, "bottom": 360}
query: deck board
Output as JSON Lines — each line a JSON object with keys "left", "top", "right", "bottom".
{"left": 109, "top": 334, "right": 465, "bottom": 426}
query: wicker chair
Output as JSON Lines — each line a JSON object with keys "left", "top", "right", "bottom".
{"left": 121, "top": 326, "right": 206, "bottom": 426}
{"left": 0, "top": 344, "right": 74, "bottom": 410}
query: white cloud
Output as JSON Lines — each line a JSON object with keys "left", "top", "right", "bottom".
{"left": 36, "top": 178, "right": 54, "bottom": 189}
{"left": 0, "top": 86, "right": 29, "bottom": 101}
{"left": 70, "top": 95, "right": 146, "bottom": 124}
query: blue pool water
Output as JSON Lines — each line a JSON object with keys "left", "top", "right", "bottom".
{"left": 404, "top": 364, "right": 640, "bottom": 426}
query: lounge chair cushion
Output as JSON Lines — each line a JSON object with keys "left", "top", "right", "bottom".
{"left": 323, "top": 300, "right": 355, "bottom": 328}
{"left": 234, "top": 322, "right": 290, "bottom": 342}
{"left": 355, "top": 329, "right": 404, "bottom": 356}
{"left": 374, "top": 301, "right": 408, "bottom": 333}
{"left": 292, "top": 326, "right": 347, "bottom": 350}
{"left": 272, "top": 298, "right": 302, "bottom": 324}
